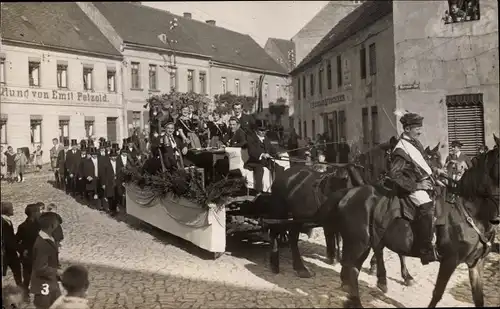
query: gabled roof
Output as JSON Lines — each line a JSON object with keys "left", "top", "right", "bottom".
{"left": 265, "top": 38, "right": 295, "bottom": 72}
{"left": 93, "top": 2, "right": 288, "bottom": 75}
{"left": 1, "top": 2, "right": 121, "bottom": 58}
{"left": 291, "top": 1, "right": 393, "bottom": 75}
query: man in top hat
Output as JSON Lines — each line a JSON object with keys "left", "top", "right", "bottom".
{"left": 388, "top": 112, "right": 447, "bottom": 265}
{"left": 50, "top": 138, "right": 64, "bottom": 187}
{"left": 65, "top": 139, "right": 81, "bottom": 196}
{"left": 82, "top": 147, "right": 109, "bottom": 210}
{"left": 56, "top": 138, "right": 70, "bottom": 191}
{"left": 244, "top": 119, "right": 284, "bottom": 193}
{"left": 126, "top": 137, "right": 139, "bottom": 163}
{"left": 445, "top": 140, "right": 472, "bottom": 181}
{"left": 103, "top": 148, "right": 122, "bottom": 216}
{"left": 117, "top": 147, "right": 130, "bottom": 209}
{"left": 105, "top": 141, "right": 113, "bottom": 156}
{"left": 77, "top": 142, "right": 89, "bottom": 199}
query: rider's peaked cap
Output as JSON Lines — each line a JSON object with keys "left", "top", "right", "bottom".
{"left": 400, "top": 112, "right": 423, "bottom": 128}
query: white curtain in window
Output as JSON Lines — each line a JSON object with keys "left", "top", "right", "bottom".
{"left": 32, "top": 66, "right": 39, "bottom": 85}
{"left": 61, "top": 69, "right": 67, "bottom": 88}
{"left": 0, "top": 124, "right": 6, "bottom": 143}
{"left": 0, "top": 61, "right": 4, "bottom": 83}
{"left": 108, "top": 75, "right": 115, "bottom": 92}
{"left": 34, "top": 123, "right": 41, "bottom": 143}
{"left": 63, "top": 124, "right": 69, "bottom": 136}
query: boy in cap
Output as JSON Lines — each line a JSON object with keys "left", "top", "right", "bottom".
{"left": 30, "top": 212, "right": 63, "bottom": 309}
{"left": 16, "top": 203, "right": 42, "bottom": 299}
{"left": 388, "top": 112, "right": 447, "bottom": 265}
{"left": 49, "top": 265, "right": 90, "bottom": 309}
{"left": 445, "top": 140, "right": 472, "bottom": 181}
{"left": 1, "top": 201, "right": 23, "bottom": 287}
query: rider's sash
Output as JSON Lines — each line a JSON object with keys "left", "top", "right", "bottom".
{"left": 393, "top": 137, "right": 433, "bottom": 206}
{"left": 393, "top": 138, "right": 433, "bottom": 176}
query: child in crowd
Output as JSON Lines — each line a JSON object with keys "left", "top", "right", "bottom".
{"left": 15, "top": 147, "right": 28, "bottom": 182}
{"left": 1, "top": 201, "right": 23, "bottom": 287}
{"left": 30, "top": 212, "right": 63, "bottom": 309}
{"left": 49, "top": 265, "right": 90, "bottom": 309}
{"left": 5, "top": 146, "right": 17, "bottom": 182}
{"left": 16, "top": 203, "right": 43, "bottom": 299}
{"left": 2, "top": 284, "right": 24, "bottom": 309}
{"left": 34, "top": 145, "right": 44, "bottom": 171}
{"left": 38, "top": 202, "right": 64, "bottom": 248}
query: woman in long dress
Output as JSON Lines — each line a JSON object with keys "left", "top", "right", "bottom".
{"left": 175, "top": 105, "right": 202, "bottom": 149}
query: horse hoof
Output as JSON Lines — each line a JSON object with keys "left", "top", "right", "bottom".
{"left": 405, "top": 278, "right": 416, "bottom": 287}
{"left": 326, "top": 257, "right": 336, "bottom": 265}
{"left": 295, "top": 268, "right": 315, "bottom": 278}
{"left": 377, "top": 282, "right": 388, "bottom": 293}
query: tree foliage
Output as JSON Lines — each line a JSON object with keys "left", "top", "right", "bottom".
{"left": 269, "top": 97, "right": 288, "bottom": 124}
{"left": 213, "top": 92, "right": 256, "bottom": 115}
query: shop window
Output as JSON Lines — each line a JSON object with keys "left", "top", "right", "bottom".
{"left": 85, "top": 120, "right": 94, "bottom": 138}
{"left": 59, "top": 120, "right": 69, "bottom": 143}
{"left": 30, "top": 118, "right": 42, "bottom": 145}
{"left": 443, "top": 0, "right": 480, "bottom": 24}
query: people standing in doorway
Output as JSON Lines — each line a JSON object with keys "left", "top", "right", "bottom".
{"left": 15, "top": 148, "right": 28, "bottom": 182}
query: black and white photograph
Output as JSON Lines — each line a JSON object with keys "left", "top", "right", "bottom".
{"left": 1, "top": 1, "right": 499, "bottom": 308}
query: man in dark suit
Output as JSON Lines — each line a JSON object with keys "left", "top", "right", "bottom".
{"left": 223, "top": 117, "right": 247, "bottom": 147}
{"left": 82, "top": 147, "right": 110, "bottom": 210}
{"left": 338, "top": 137, "right": 350, "bottom": 163}
{"left": 163, "top": 122, "right": 187, "bottom": 170}
{"left": 116, "top": 148, "right": 130, "bottom": 210}
{"left": 1, "top": 202, "right": 23, "bottom": 288}
{"left": 56, "top": 138, "right": 70, "bottom": 191}
{"left": 64, "top": 139, "right": 81, "bottom": 196}
{"left": 232, "top": 103, "right": 255, "bottom": 133}
{"left": 103, "top": 149, "right": 122, "bottom": 217}
{"left": 126, "top": 137, "right": 139, "bottom": 164}
{"left": 244, "top": 119, "right": 285, "bottom": 192}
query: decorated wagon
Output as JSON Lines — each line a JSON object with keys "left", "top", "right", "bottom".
{"left": 123, "top": 91, "right": 290, "bottom": 258}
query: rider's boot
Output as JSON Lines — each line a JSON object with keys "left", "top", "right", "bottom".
{"left": 416, "top": 202, "right": 439, "bottom": 265}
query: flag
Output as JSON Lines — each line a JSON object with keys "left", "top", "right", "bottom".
{"left": 256, "top": 74, "right": 265, "bottom": 113}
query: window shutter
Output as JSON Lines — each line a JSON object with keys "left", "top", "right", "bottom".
{"left": 447, "top": 94, "right": 484, "bottom": 156}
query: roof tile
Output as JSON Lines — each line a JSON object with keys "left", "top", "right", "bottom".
{"left": 1, "top": 2, "right": 121, "bottom": 57}
{"left": 93, "top": 2, "right": 287, "bottom": 74}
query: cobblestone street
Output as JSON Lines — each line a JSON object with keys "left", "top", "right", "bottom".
{"left": 2, "top": 173, "right": 499, "bottom": 308}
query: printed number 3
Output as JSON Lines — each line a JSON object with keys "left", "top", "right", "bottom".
{"left": 41, "top": 283, "right": 50, "bottom": 295}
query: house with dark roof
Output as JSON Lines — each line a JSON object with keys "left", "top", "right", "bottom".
{"left": 290, "top": 0, "right": 498, "bottom": 159}
{"left": 78, "top": 2, "right": 289, "bottom": 130}
{"left": 0, "top": 2, "right": 125, "bottom": 162}
{"left": 264, "top": 38, "right": 296, "bottom": 73}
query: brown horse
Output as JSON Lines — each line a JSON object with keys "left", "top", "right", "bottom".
{"left": 266, "top": 163, "right": 365, "bottom": 278}
{"left": 367, "top": 142, "right": 444, "bottom": 288}
{"left": 332, "top": 135, "right": 499, "bottom": 308}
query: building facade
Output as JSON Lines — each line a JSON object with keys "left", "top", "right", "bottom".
{"left": 291, "top": 1, "right": 363, "bottom": 65}
{"left": 0, "top": 3, "right": 123, "bottom": 163}
{"left": 80, "top": 2, "right": 288, "bottom": 133}
{"left": 291, "top": 0, "right": 498, "bottom": 157}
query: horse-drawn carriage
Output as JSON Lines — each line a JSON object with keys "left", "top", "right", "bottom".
{"left": 124, "top": 145, "right": 293, "bottom": 259}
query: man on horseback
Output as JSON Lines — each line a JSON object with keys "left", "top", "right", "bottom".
{"left": 388, "top": 112, "right": 446, "bottom": 265}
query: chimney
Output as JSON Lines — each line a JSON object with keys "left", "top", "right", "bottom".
{"left": 183, "top": 12, "right": 192, "bottom": 19}
{"left": 206, "top": 20, "right": 216, "bottom": 26}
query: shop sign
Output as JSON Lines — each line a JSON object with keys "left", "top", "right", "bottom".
{"left": 311, "top": 94, "right": 346, "bottom": 108}
{"left": 0, "top": 86, "right": 110, "bottom": 103}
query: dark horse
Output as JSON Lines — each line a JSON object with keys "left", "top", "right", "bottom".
{"left": 266, "top": 163, "right": 365, "bottom": 278}
{"left": 333, "top": 135, "right": 500, "bottom": 308}
{"left": 367, "top": 142, "right": 444, "bottom": 288}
